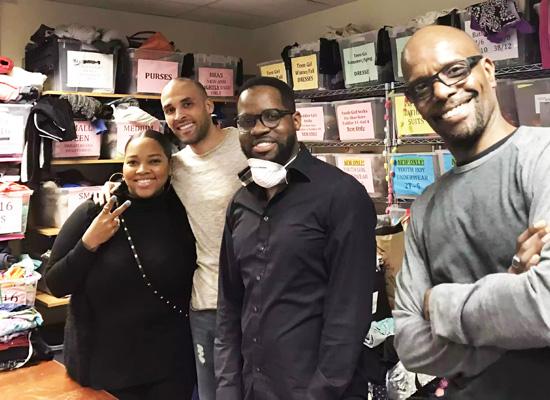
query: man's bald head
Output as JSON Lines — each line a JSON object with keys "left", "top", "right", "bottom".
{"left": 402, "top": 26, "right": 481, "bottom": 82}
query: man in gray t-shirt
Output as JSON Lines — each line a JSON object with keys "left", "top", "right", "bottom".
{"left": 394, "top": 26, "right": 550, "bottom": 399}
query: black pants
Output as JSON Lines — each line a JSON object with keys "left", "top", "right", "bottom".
{"left": 109, "top": 375, "right": 195, "bottom": 400}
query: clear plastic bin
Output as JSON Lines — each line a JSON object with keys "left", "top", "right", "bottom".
{"left": 334, "top": 154, "right": 387, "bottom": 198}
{"left": 257, "top": 59, "right": 291, "bottom": 85}
{"left": 513, "top": 78, "right": 550, "bottom": 126}
{"left": 0, "top": 184, "right": 33, "bottom": 237}
{"left": 102, "top": 120, "right": 161, "bottom": 159}
{"left": 296, "top": 102, "right": 338, "bottom": 142}
{"left": 337, "top": 30, "right": 393, "bottom": 88}
{"left": 119, "top": 48, "right": 184, "bottom": 94}
{"left": 0, "top": 104, "right": 32, "bottom": 158}
{"left": 333, "top": 98, "right": 386, "bottom": 141}
{"left": 38, "top": 185, "right": 104, "bottom": 228}
{"left": 25, "top": 37, "right": 117, "bottom": 93}
{"left": 389, "top": 27, "right": 415, "bottom": 82}
{"left": 496, "top": 79, "right": 519, "bottom": 126}
{"left": 391, "top": 153, "right": 438, "bottom": 198}
{"left": 460, "top": 6, "right": 539, "bottom": 69}
{"left": 0, "top": 271, "right": 41, "bottom": 306}
{"left": 289, "top": 41, "right": 343, "bottom": 91}
{"left": 393, "top": 94, "right": 435, "bottom": 137}
{"left": 186, "top": 53, "right": 240, "bottom": 97}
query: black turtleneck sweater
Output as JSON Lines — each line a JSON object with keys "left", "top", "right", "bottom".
{"left": 45, "top": 186, "right": 197, "bottom": 391}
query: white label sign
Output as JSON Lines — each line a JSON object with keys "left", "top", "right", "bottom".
{"left": 336, "top": 155, "right": 375, "bottom": 193}
{"left": 296, "top": 106, "right": 325, "bottom": 141}
{"left": 343, "top": 42, "right": 378, "bottom": 85}
{"left": 115, "top": 121, "right": 160, "bottom": 156}
{"left": 534, "top": 94, "right": 550, "bottom": 114}
{"left": 0, "top": 196, "right": 23, "bottom": 234}
{"left": 465, "top": 21, "right": 518, "bottom": 61}
{"left": 66, "top": 187, "right": 103, "bottom": 218}
{"left": 0, "top": 113, "right": 25, "bottom": 155}
{"left": 66, "top": 51, "right": 114, "bottom": 90}
{"left": 395, "top": 36, "right": 411, "bottom": 78}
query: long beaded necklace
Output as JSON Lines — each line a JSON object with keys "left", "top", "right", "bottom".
{"left": 119, "top": 216, "right": 186, "bottom": 316}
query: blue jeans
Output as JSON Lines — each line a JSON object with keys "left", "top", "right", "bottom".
{"left": 189, "top": 310, "right": 217, "bottom": 400}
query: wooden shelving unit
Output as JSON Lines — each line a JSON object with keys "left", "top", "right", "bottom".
{"left": 35, "top": 227, "right": 61, "bottom": 237}
{"left": 35, "top": 291, "right": 70, "bottom": 308}
{"left": 42, "top": 90, "right": 237, "bottom": 103}
{"left": 51, "top": 158, "right": 123, "bottom": 165}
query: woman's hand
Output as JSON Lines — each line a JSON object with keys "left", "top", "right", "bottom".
{"left": 82, "top": 196, "right": 131, "bottom": 252}
{"left": 509, "top": 221, "right": 550, "bottom": 274}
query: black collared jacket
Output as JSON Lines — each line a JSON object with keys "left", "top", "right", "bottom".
{"left": 215, "top": 146, "right": 377, "bottom": 400}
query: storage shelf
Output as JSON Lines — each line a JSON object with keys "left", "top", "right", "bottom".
{"left": 494, "top": 63, "right": 550, "bottom": 80}
{"left": 296, "top": 84, "right": 391, "bottom": 100}
{"left": 397, "top": 137, "right": 445, "bottom": 145}
{"left": 42, "top": 91, "right": 237, "bottom": 103}
{"left": 35, "top": 227, "right": 61, "bottom": 237}
{"left": 0, "top": 157, "right": 22, "bottom": 163}
{"left": 35, "top": 291, "right": 70, "bottom": 308}
{"left": 304, "top": 140, "right": 386, "bottom": 147}
{"left": 51, "top": 158, "right": 123, "bottom": 165}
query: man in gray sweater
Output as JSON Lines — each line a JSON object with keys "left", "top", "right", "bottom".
{"left": 394, "top": 25, "right": 550, "bottom": 399}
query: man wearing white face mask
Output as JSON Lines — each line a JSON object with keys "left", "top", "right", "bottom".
{"left": 215, "top": 76, "right": 378, "bottom": 400}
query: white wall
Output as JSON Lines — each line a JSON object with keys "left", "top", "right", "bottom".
{"left": 249, "top": 0, "right": 481, "bottom": 68}
{"left": 0, "top": 0, "right": 254, "bottom": 70}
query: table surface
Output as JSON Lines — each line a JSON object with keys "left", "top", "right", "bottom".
{"left": 0, "top": 360, "right": 117, "bottom": 400}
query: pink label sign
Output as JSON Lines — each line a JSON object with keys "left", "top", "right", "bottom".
{"left": 296, "top": 106, "right": 325, "bottom": 142}
{"left": 336, "top": 102, "right": 375, "bottom": 140}
{"left": 198, "top": 67, "right": 234, "bottom": 97}
{"left": 53, "top": 121, "right": 101, "bottom": 158}
{"left": 137, "top": 59, "right": 179, "bottom": 94}
{"left": 116, "top": 121, "right": 161, "bottom": 156}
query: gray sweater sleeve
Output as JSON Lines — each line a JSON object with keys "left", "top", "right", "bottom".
{"left": 429, "top": 132, "right": 550, "bottom": 349}
{"left": 394, "top": 217, "right": 504, "bottom": 377}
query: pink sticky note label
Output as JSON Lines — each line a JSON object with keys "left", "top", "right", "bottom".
{"left": 53, "top": 121, "right": 101, "bottom": 158}
{"left": 336, "top": 102, "right": 375, "bottom": 140}
{"left": 296, "top": 106, "right": 325, "bottom": 142}
{"left": 137, "top": 59, "right": 179, "bottom": 94}
{"left": 198, "top": 67, "right": 234, "bottom": 97}
{"left": 115, "top": 121, "right": 161, "bottom": 156}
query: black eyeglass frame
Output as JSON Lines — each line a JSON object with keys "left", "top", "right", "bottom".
{"left": 235, "top": 109, "right": 294, "bottom": 131}
{"left": 404, "top": 55, "right": 484, "bottom": 102}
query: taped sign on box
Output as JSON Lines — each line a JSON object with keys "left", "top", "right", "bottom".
{"left": 0, "top": 112, "right": 25, "bottom": 156}
{"left": 291, "top": 54, "right": 319, "bottom": 91}
{"left": 137, "top": 59, "right": 179, "bottom": 94}
{"left": 342, "top": 42, "right": 378, "bottom": 85}
{"left": 198, "top": 67, "right": 234, "bottom": 97}
{"left": 53, "top": 121, "right": 101, "bottom": 158}
{"left": 116, "top": 120, "right": 161, "bottom": 156}
{"left": 296, "top": 106, "right": 325, "bottom": 141}
{"left": 394, "top": 95, "right": 434, "bottom": 137}
{"left": 0, "top": 195, "right": 23, "bottom": 235}
{"left": 336, "top": 101, "right": 375, "bottom": 140}
{"left": 335, "top": 155, "right": 375, "bottom": 193}
{"left": 392, "top": 154, "right": 436, "bottom": 196}
{"left": 260, "top": 62, "right": 287, "bottom": 83}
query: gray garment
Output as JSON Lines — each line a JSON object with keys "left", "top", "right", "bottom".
{"left": 394, "top": 126, "right": 550, "bottom": 399}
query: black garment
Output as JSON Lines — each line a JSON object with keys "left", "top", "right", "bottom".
{"left": 216, "top": 147, "right": 377, "bottom": 400}
{"left": 45, "top": 186, "right": 197, "bottom": 394}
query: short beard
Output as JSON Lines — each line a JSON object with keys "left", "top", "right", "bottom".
{"left": 272, "top": 133, "right": 298, "bottom": 165}
{"left": 440, "top": 97, "right": 487, "bottom": 151}
{"left": 179, "top": 114, "right": 211, "bottom": 146}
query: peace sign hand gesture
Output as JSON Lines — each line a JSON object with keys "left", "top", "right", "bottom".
{"left": 82, "top": 196, "right": 131, "bottom": 252}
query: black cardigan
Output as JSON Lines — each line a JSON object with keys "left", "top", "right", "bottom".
{"left": 45, "top": 186, "right": 197, "bottom": 391}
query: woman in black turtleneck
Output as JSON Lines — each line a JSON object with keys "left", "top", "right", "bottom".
{"left": 45, "top": 130, "right": 196, "bottom": 399}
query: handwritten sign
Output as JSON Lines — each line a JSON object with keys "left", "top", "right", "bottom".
{"left": 392, "top": 154, "right": 436, "bottom": 196}
{"left": 198, "top": 67, "right": 234, "bottom": 97}
{"left": 395, "top": 36, "right": 411, "bottom": 79}
{"left": 0, "top": 112, "right": 25, "bottom": 156}
{"left": 336, "top": 101, "right": 375, "bottom": 140}
{"left": 335, "top": 155, "right": 375, "bottom": 193}
{"left": 296, "top": 106, "right": 325, "bottom": 142}
{"left": 394, "top": 95, "right": 435, "bottom": 136}
{"left": 291, "top": 54, "right": 319, "bottom": 91}
{"left": 0, "top": 195, "right": 23, "bottom": 234}
{"left": 66, "top": 51, "right": 114, "bottom": 91}
{"left": 53, "top": 121, "right": 101, "bottom": 158}
{"left": 260, "top": 61, "right": 287, "bottom": 83}
{"left": 464, "top": 21, "right": 518, "bottom": 61}
{"left": 115, "top": 121, "right": 161, "bottom": 156}
{"left": 343, "top": 42, "right": 377, "bottom": 85}
{"left": 137, "top": 59, "right": 179, "bottom": 94}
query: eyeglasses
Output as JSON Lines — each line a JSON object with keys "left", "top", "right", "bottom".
{"left": 405, "top": 55, "right": 483, "bottom": 103}
{"left": 235, "top": 109, "right": 294, "bottom": 132}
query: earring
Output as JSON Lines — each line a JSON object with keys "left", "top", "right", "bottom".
{"left": 109, "top": 172, "right": 124, "bottom": 182}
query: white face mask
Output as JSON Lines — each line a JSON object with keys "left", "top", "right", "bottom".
{"left": 247, "top": 155, "right": 297, "bottom": 189}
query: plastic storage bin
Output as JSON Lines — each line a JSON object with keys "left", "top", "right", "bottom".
{"left": 513, "top": 78, "right": 550, "bottom": 126}
{"left": 337, "top": 30, "right": 393, "bottom": 88}
{"left": 38, "top": 185, "right": 104, "bottom": 228}
{"left": 436, "top": 150, "right": 455, "bottom": 175}
{"left": 460, "top": 5, "right": 539, "bottom": 70}
{"left": 334, "top": 154, "right": 387, "bottom": 198}
{"left": 53, "top": 121, "right": 101, "bottom": 159}
{"left": 102, "top": 120, "right": 161, "bottom": 159}
{"left": 0, "top": 104, "right": 32, "bottom": 158}
{"left": 295, "top": 102, "right": 338, "bottom": 142}
{"left": 496, "top": 79, "right": 519, "bottom": 126}
{"left": 0, "top": 270, "right": 41, "bottom": 306}
{"left": 391, "top": 153, "right": 438, "bottom": 198}
{"left": 0, "top": 183, "right": 33, "bottom": 238}
{"left": 25, "top": 37, "right": 117, "bottom": 93}
{"left": 389, "top": 27, "right": 415, "bottom": 82}
{"left": 312, "top": 153, "right": 336, "bottom": 165}
{"left": 289, "top": 41, "right": 343, "bottom": 91}
{"left": 333, "top": 98, "right": 386, "bottom": 141}
{"left": 393, "top": 94, "right": 435, "bottom": 137}
{"left": 258, "top": 59, "right": 291, "bottom": 85}
{"left": 185, "top": 53, "right": 240, "bottom": 97}
{"left": 118, "top": 48, "right": 184, "bottom": 94}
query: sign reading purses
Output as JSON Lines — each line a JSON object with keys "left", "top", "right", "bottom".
{"left": 392, "top": 153, "right": 436, "bottom": 197}
{"left": 53, "top": 121, "right": 101, "bottom": 159}
{"left": 137, "top": 59, "right": 179, "bottom": 94}
{"left": 198, "top": 67, "right": 234, "bottom": 97}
